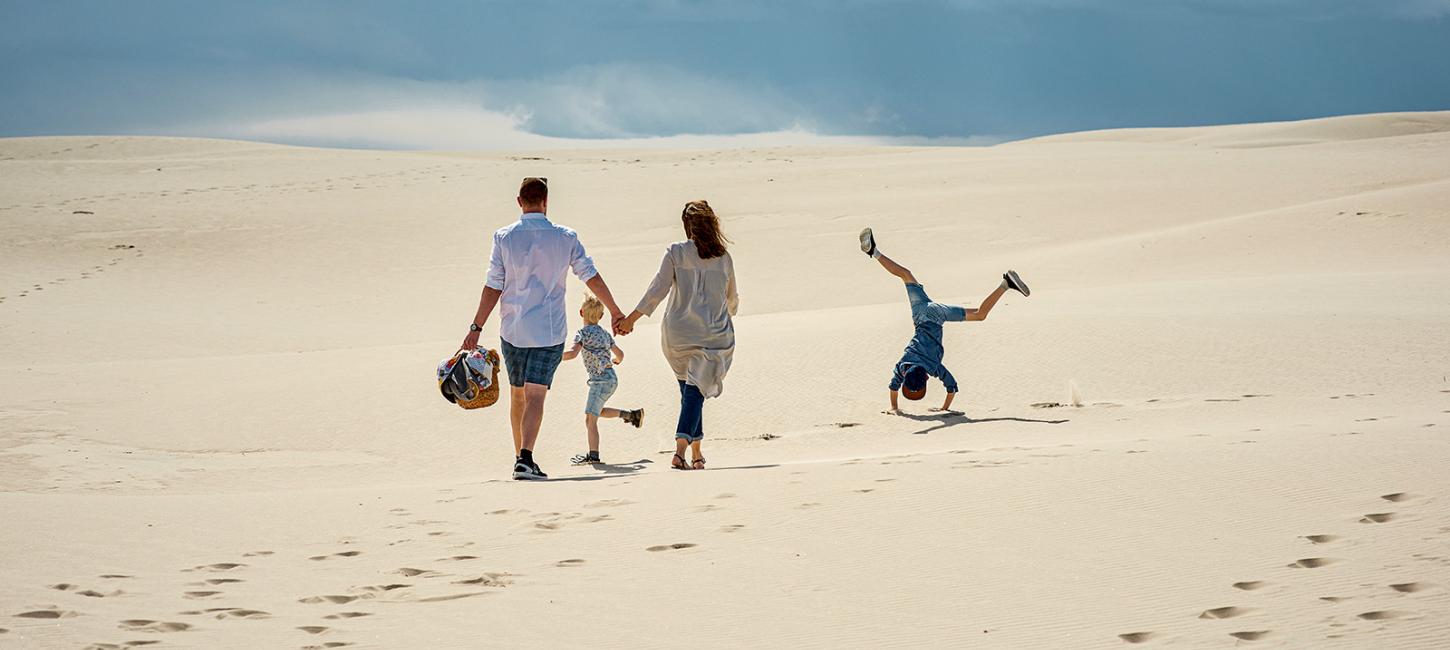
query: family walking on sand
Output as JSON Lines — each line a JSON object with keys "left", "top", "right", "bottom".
{"left": 459, "top": 177, "right": 1027, "bottom": 480}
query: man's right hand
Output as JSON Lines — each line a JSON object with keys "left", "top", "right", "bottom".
{"left": 460, "top": 329, "right": 481, "bottom": 352}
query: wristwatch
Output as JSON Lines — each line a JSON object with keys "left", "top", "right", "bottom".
{"left": 469, "top": 323, "right": 482, "bottom": 332}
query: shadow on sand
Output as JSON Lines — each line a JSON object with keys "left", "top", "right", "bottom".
{"left": 896, "top": 410, "right": 1069, "bottom": 435}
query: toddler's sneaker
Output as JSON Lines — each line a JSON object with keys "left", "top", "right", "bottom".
{"left": 622, "top": 409, "right": 645, "bottom": 428}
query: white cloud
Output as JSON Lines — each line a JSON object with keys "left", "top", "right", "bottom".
{"left": 169, "top": 63, "right": 1002, "bottom": 150}
{"left": 206, "top": 106, "right": 999, "bottom": 150}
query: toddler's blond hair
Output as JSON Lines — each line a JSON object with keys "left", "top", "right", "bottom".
{"left": 580, "top": 293, "right": 605, "bottom": 324}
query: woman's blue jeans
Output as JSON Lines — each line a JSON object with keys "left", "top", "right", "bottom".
{"left": 675, "top": 380, "right": 705, "bottom": 442}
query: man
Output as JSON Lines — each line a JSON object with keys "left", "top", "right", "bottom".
{"left": 461, "top": 177, "right": 628, "bottom": 480}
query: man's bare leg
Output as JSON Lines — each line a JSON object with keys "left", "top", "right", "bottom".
{"left": 509, "top": 385, "right": 526, "bottom": 456}
{"left": 520, "top": 383, "right": 549, "bottom": 452}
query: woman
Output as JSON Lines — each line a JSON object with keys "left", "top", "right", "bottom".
{"left": 618, "top": 200, "right": 739, "bottom": 470}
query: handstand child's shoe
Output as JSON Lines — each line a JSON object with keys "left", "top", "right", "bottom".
{"left": 1003, "top": 270, "right": 1030, "bottom": 297}
{"left": 859, "top": 227, "right": 877, "bottom": 257}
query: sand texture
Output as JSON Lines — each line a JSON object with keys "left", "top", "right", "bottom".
{"left": 2, "top": 111, "right": 1449, "bottom": 647}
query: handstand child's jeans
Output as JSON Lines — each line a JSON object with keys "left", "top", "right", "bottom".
{"left": 675, "top": 380, "right": 705, "bottom": 442}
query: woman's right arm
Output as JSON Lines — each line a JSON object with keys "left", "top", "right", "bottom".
{"left": 634, "top": 247, "right": 676, "bottom": 317}
{"left": 618, "top": 247, "right": 676, "bottom": 335}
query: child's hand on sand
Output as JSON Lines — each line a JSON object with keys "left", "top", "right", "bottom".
{"left": 882, "top": 408, "right": 902, "bottom": 416}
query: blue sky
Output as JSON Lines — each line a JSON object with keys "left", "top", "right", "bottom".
{"left": 2, "top": 0, "right": 1449, "bottom": 148}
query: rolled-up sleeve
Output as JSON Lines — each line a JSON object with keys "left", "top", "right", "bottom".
{"left": 635, "top": 247, "right": 676, "bottom": 316}
{"left": 569, "top": 235, "right": 599, "bottom": 282}
{"left": 484, "top": 232, "right": 506, "bottom": 291}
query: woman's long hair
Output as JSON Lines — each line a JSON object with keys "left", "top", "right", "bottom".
{"left": 682, "top": 200, "right": 730, "bottom": 259}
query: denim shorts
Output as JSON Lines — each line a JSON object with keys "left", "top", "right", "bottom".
{"left": 500, "top": 339, "right": 565, "bottom": 388}
{"left": 905, "top": 282, "right": 966, "bottom": 324}
{"left": 584, "top": 368, "right": 618, "bottom": 416}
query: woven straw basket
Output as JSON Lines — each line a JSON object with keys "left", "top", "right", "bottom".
{"left": 456, "top": 348, "right": 502, "bottom": 410}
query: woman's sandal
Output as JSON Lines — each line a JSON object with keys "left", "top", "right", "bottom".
{"left": 691, "top": 457, "right": 706, "bottom": 470}
{"left": 671, "top": 453, "right": 690, "bottom": 470}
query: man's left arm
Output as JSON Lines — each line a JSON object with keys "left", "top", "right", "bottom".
{"left": 569, "top": 236, "right": 628, "bottom": 332}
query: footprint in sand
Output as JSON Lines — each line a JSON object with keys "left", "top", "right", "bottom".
{"left": 438, "top": 555, "right": 478, "bottom": 562}
{"left": 453, "top": 573, "right": 513, "bottom": 587}
{"left": 301, "top": 643, "right": 352, "bottom": 649}
{"left": 356, "top": 584, "right": 410, "bottom": 594}
{"left": 1319, "top": 596, "right": 1349, "bottom": 603}
{"left": 1288, "top": 558, "right": 1335, "bottom": 569}
{"left": 646, "top": 543, "right": 697, "bottom": 552}
{"left": 392, "top": 568, "right": 439, "bottom": 578}
{"left": 324, "top": 612, "right": 372, "bottom": 619}
{"left": 1381, "top": 492, "right": 1417, "bottom": 503}
{"left": 1303, "top": 534, "right": 1341, "bottom": 544}
{"left": 1358, "top": 610, "right": 1411, "bottom": 620}
{"left": 1117, "top": 631, "right": 1157, "bottom": 644}
{"left": 52, "top": 584, "right": 122, "bottom": 598}
{"left": 555, "top": 559, "right": 586, "bottom": 568}
{"left": 1359, "top": 513, "right": 1396, "bottom": 524}
{"left": 1233, "top": 581, "right": 1269, "bottom": 591}
{"left": 298, "top": 626, "right": 330, "bottom": 634}
{"left": 82, "top": 643, "right": 160, "bottom": 650}
{"left": 1389, "top": 582, "right": 1434, "bottom": 593}
{"left": 182, "top": 591, "right": 222, "bottom": 600}
{"left": 1228, "top": 631, "right": 1270, "bottom": 641}
{"left": 186, "top": 563, "right": 246, "bottom": 572}
{"left": 299, "top": 595, "right": 362, "bottom": 605}
{"left": 16, "top": 608, "right": 80, "bottom": 619}
{"left": 117, "top": 620, "right": 191, "bottom": 633}
{"left": 215, "top": 609, "right": 269, "bottom": 620}
{"left": 1199, "top": 606, "right": 1252, "bottom": 619}
{"left": 241, "top": 551, "right": 272, "bottom": 557}
{"left": 309, "top": 551, "right": 362, "bottom": 561}
{"left": 719, "top": 524, "right": 746, "bottom": 533}
{"left": 201, "top": 578, "right": 243, "bottom": 586}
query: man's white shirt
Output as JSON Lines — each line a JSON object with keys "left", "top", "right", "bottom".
{"left": 485, "top": 212, "right": 598, "bottom": 348}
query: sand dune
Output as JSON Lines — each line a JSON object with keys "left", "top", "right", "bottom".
{"left": 2, "top": 112, "right": 1449, "bottom": 647}
{"left": 1022, "top": 110, "right": 1450, "bottom": 148}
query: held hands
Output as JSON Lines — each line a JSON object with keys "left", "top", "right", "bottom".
{"left": 612, "top": 311, "right": 636, "bottom": 336}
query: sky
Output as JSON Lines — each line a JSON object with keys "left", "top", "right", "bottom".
{"left": 2, "top": 0, "right": 1449, "bottom": 149}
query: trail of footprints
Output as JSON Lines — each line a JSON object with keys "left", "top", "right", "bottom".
{"left": 1118, "top": 491, "right": 1438, "bottom": 644}
{"left": 17, "top": 489, "right": 730, "bottom": 647}
{"left": 1, "top": 244, "right": 143, "bottom": 305}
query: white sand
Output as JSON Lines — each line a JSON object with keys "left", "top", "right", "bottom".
{"left": 2, "top": 111, "right": 1448, "bottom": 648}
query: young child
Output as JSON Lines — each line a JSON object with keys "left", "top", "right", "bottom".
{"left": 562, "top": 293, "right": 643, "bottom": 464}
{"left": 859, "top": 227, "right": 1030, "bottom": 414}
